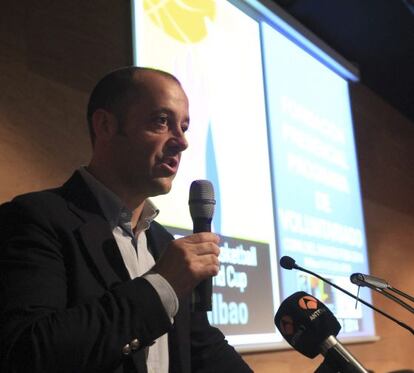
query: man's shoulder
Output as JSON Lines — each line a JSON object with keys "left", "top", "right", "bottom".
{"left": 0, "top": 171, "right": 92, "bottom": 224}
{"left": 13, "top": 186, "right": 62, "bottom": 202}
{"left": 1, "top": 171, "right": 92, "bottom": 211}
{"left": 1, "top": 187, "right": 62, "bottom": 213}
{"left": 0, "top": 187, "right": 69, "bottom": 230}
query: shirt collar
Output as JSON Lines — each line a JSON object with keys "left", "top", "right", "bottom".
{"left": 136, "top": 199, "right": 159, "bottom": 234}
{"left": 78, "top": 166, "right": 159, "bottom": 231}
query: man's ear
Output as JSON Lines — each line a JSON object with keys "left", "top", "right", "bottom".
{"left": 91, "top": 109, "right": 119, "bottom": 142}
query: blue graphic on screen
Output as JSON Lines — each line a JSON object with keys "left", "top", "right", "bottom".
{"left": 261, "top": 22, "right": 375, "bottom": 336}
{"left": 206, "top": 122, "right": 222, "bottom": 233}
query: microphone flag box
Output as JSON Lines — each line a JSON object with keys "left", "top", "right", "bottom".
{"left": 274, "top": 291, "right": 341, "bottom": 358}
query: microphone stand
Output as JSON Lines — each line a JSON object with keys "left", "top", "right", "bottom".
{"left": 359, "top": 282, "right": 414, "bottom": 314}
{"left": 315, "top": 358, "right": 374, "bottom": 373}
{"left": 389, "top": 285, "right": 414, "bottom": 303}
{"left": 290, "top": 262, "right": 414, "bottom": 335}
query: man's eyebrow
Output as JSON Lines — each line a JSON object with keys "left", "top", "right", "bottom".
{"left": 150, "top": 108, "right": 190, "bottom": 123}
{"left": 150, "top": 108, "right": 173, "bottom": 115}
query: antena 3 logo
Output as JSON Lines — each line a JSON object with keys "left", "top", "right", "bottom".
{"left": 298, "top": 295, "right": 318, "bottom": 310}
{"left": 298, "top": 295, "right": 326, "bottom": 321}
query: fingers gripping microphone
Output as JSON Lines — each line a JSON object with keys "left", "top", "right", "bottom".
{"left": 189, "top": 180, "right": 216, "bottom": 311}
{"left": 275, "top": 292, "right": 369, "bottom": 373}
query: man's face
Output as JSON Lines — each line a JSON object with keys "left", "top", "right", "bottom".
{"left": 108, "top": 72, "right": 189, "bottom": 199}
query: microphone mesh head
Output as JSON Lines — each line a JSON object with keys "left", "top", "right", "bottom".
{"left": 189, "top": 180, "right": 215, "bottom": 219}
{"left": 280, "top": 256, "right": 296, "bottom": 270}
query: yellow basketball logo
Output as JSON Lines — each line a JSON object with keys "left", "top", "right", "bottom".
{"left": 144, "top": 0, "right": 216, "bottom": 43}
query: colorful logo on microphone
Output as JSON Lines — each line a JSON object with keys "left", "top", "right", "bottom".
{"left": 298, "top": 295, "right": 318, "bottom": 310}
{"left": 279, "top": 315, "right": 295, "bottom": 336}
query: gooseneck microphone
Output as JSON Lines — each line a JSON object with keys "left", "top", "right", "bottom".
{"left": 350, "top": 273, "right": 389, "bottom": 289}
{"left": 189, "top": 180, "right": 216, "bottom": 312}
{"left": 275, "top": 291, "right": 369, "bottom": 373}
{"left": 350, "top": 273, "right": 414, "bottom": 314}
{"left": 279, "top": 255, "right": 297, "bottom": 270}
{"left": 279, "top": 256, "right": 414, "bottom": 334}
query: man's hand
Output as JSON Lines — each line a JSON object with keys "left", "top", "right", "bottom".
{"left": 152, "top": 233, "right": 220, "bottom": 299}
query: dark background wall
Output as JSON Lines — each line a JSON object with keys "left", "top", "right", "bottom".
{"left": 1, "top": 1, "right": 413, "bottom": 371}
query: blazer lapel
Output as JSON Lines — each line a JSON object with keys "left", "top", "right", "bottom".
{"left": 77, "top": 218, "right": 130, "bottom": 288}
{"left": 60, "top": 172, "right": 130, "bottom": 289}
{"left": 146, "top": 221, "right": 173, "bottom": 261}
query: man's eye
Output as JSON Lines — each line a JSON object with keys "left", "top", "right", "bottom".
{"left": 151, "top": 116, "right": 169, "bottom": 131}
{"left": 155, "top": 116, "right": 168, "bottom": 125}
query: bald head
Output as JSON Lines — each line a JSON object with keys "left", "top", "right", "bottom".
{"left": 87, "top": 66, "right": 181, "bottom": 145}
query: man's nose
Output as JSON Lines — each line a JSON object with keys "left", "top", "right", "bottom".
{"left": 169, "top": 130, "right": 188, "bottom": 152}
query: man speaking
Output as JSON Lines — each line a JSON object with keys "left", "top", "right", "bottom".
{"left": 0, "top": 67, "right": 252, "bottom": 373}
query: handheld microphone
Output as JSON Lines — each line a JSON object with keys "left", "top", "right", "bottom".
{"left": 189, "top": 180, "right": 216, "bottom": 311}
{"left": 275, "top": 291, "right": 369, "bottom": 373}
{"left": 279, "top": 256, "right": 414, "bottom": 334}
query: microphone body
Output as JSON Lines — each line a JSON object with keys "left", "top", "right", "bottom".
{"left": 275, "top": 291, "right": 369, "bottom": 373}
{"left": 320, "top": 335, "right": 369, "bottom": 373}
{"left": 192, "top": 218, "right": 213, "bottom": 234}
{"left": 189, "top": 180, "right": 216, "bottom": 312}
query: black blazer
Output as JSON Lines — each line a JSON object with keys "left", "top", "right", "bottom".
{"left": 0, "top": 172, "right": 252, "bottom": 373}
